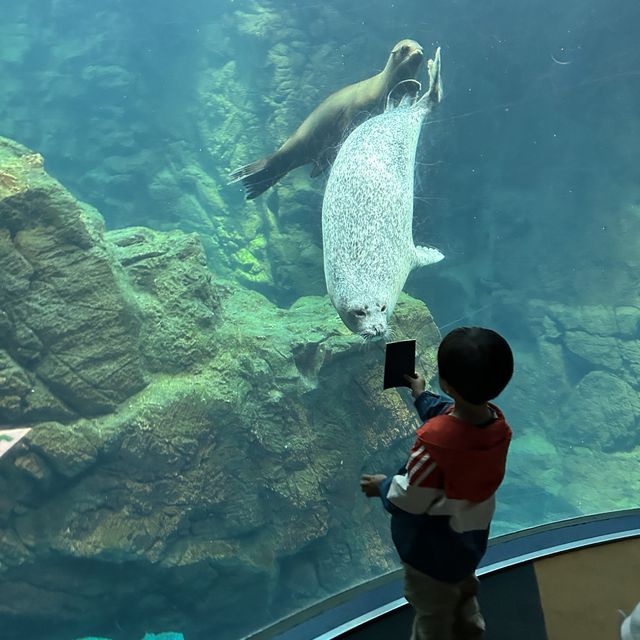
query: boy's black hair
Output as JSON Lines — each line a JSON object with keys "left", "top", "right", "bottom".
{"left": 437, "top": 327, "right": 513, "bottom": 405}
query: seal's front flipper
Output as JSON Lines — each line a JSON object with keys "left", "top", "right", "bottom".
{"left": 386, "top": 79, "right": 422, "bottom": 111}
{"left": 413, "top": 245, "right": 444, "bottom": 268}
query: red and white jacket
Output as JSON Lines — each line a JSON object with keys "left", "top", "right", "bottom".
{"left": 378, "top": 390, "right": 512, "bottom": 583}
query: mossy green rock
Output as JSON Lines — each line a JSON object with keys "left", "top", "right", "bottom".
{"left": 1, "top": 288, "right": 439, "bottom": 639}
{"left": 106, "top": 226, "right": 221, "bottom": 373}
{"left": 0, "top": 138, "right": 147, "bottom": 418}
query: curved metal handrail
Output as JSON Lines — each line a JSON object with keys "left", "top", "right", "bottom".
{"left": 246, "top": 509, "right": 640, "bottom": 640}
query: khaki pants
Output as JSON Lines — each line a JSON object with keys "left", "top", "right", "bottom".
{"left": 403, "top": 563, "right": 486, "bottom": 640}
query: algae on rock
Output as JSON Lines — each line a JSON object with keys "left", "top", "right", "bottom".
{"left": 0, "top": 137, "right": 147, "bottom": 419}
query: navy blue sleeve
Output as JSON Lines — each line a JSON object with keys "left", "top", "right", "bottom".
{"left": 414, "top": 390, "right": 452, "bottom": 422}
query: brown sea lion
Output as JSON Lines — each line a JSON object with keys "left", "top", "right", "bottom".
{"left": 229, "top": 39, "right": 424, "bottom": 200}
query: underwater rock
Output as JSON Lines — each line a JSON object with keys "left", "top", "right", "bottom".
{"left": 560, "top": 371, "right": 640, "bottom": 452}
{"left": 563, "top": 331, "right": 623, "bottom": 372}
{"left": 0, "top": 137, "right": 147, "bottom": 419}
{"left": 507, "top": 433, "right": 561, "bottom": 497}
{"left": 0, "top": 349, "right": 77, "bottom": 423}
{"left": 0, "top": 138, "right": 226, "bottom": 426}
{"left": 234, "top": 4, "right": 287, "bottom": 41}
{"left": 0, "top": 287, "right": 439, "bottom": 640}
{"left": 501, "top": 297, "right": 640, "bottom": 522}
{"left": 267, "top": 225, "right": 325, "bottom": 304}
{"left": 544, "top": 302, "right": 626, "bottom": 336}
{"left": 616, "top": 306, "right": 640, "bottom": 337}
{"left": 106, "top": 226, "right": 222, "bottom": 373}
{"left": 544, "top": 302, "right": 640, "bottom": 389}
{"left": 80, "top": 64, "right": 134, "bottom": 93}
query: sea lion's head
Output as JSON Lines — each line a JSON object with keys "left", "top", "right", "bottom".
{"left": 340, "top": 300, "right": 389, "bottom": 340}
{"left": 386, "top": 39, "right": 424, "bottom": 82}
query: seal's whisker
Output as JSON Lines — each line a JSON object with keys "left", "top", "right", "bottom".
{"left": 356, "top": 334, "right": 369, "bottom": 348}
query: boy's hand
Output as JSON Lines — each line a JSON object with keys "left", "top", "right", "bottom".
{"left": 404, "top": 373, "right": 426, "bottom": 399}
{"left": 360, "top": 473, "right": 387, "bottom": 497}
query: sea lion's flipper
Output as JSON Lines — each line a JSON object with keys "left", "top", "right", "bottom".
{"left": 385, "top": 79, "right": 422, "bottom": 112}
{"left": 228, "top": 155, "right": 285, "bottom": 200}
{"left": 413, "top": 245, "right": 444, "bottom": 268}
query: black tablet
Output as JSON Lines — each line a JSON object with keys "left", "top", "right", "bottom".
{"left": 383, "top": 340, "right": 416, "bottom": 389}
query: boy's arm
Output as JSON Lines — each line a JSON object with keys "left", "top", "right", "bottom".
{"left": 376, "top": 436, "right": 444, "bottom": 516}
{"left": 378, "top": 473, "right": 443, "bottom": 516}
{"left": 366, "top": 376, "right": 451, "bottom": 516}
{"left": 405, "top": 374, "right": 452, "bottom": 422}
{"left": 414, "top": 390, "right": 452, "bottom": 422}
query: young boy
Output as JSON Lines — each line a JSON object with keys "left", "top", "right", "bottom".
{"left": 361, "top": 326, "right": 514, "bottom": 640}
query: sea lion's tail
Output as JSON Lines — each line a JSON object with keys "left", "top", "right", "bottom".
{"left": 228, "top": 156, "right": 283, "bottom": 200}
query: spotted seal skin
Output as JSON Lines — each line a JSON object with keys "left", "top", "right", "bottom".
{"left": 322, "top": 48, "right": 444, "bottom": 339}
{"left": 229, "top": 39, "right": 424, "bottom": 200}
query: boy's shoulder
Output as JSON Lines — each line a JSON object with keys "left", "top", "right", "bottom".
{"left": 417, "top": 405, "right": 511, "bottom": 451}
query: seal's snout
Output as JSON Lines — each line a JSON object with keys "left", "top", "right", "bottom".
{"left": 360, "top": 324, "right": 387, "bottom": 339}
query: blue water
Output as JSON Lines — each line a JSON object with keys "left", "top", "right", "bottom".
{"left": 1, "top": 0, "right": 639, "bottom": 638}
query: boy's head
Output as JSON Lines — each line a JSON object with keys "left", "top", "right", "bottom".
{"left": 437, "top": 327, "right": 513, "bottom": 405}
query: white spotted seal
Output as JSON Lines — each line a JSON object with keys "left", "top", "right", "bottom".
{"left": 229, "top": 39, "right": 424, "bottom": 200}
{"left": 322, "top": 47, "right": 444, "bottom": 339}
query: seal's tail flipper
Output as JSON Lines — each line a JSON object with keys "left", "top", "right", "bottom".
{"left": 413, "top": 245, "right": 444, "bottom": 268}
{"left": 416, "top": 47, "right": 443, "bottom": 109}
{"left": 228, "top": 156, "right": 284, "bottom": 200}
{"left": 426, "top": 47, "right": 443, "bottom": 104}
{"left": 385, "top": 79, "right": 422, "bottom": 112}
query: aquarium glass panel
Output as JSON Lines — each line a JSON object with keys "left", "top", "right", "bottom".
{"left": 0, "top": 0, "right": 638, "bottom": 639}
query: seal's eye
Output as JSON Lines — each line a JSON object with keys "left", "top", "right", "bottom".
{"left": 354, "top": 309, "right": 366, "bottom": 318}
{"left": 381, "top": 304, "right": 387, "bottom": 312}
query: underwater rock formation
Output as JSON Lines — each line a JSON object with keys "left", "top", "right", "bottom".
{"left": 516, "top": 299, "right": 640, "bottom": 453}
{"left": 0, "top": 138, "right": 440, "bottom": 639}
{"left": 490, "top": 296, "right": 640, "bottom": 531}
{"left": 106, "top": 226, "right": 221, "bottom": 374}
{"left": 0, "top": 138, "right": 147, "bottom": 420}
